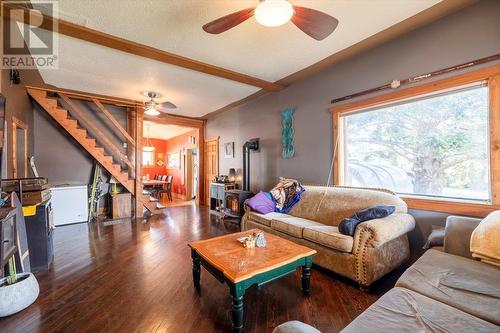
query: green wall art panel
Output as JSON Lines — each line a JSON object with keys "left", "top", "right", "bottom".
{"left": 281, "top": 108, "right": 295, "bottom": 159}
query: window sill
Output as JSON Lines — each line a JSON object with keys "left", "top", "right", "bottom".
{"left": 401, "top": 196, "right": 499, "bottom": 217}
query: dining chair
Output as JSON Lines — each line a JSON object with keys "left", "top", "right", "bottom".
{"left": 159, "top": 176, "right": 173, "bottom": 201}
{"left": 166, "top": 176, "right": 173, "bottom": 201}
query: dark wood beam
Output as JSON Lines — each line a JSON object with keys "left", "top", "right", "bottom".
{"left": 144, "top": 114, "right": 204, "bottom": 129}
{"left": 2, "top": 3, "right": 285, "bottom": 92}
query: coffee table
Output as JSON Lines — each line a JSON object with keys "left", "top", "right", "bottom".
{"left": 188, "top": 229, "right": 316, "bottom": 332}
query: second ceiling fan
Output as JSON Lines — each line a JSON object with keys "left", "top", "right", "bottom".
{"left": 203, "top": 0, "right": 338, "bottom": 41}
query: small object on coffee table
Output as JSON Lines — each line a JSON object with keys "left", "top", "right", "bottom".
{"left": 237, "top": 231, "right": 266, "bottom": 248}
{"left": 256, "top": 232, "right": 266, "bottom": 248}
{"left": 189, "top": 230, "right": 316, "bottom": 333}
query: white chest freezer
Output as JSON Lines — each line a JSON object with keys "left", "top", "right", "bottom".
{"left": 50, "top": 185, "right": 88, "bottom": 226}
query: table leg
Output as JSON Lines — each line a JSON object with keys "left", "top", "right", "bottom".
{"left": 230, "top": 285, "right": 244, "bottom": 333}
{"left": 191, "top": 250, "right": 201, "bottom": 292}
{"left": 301, "top": 257, "right": 312, "bottom": 296}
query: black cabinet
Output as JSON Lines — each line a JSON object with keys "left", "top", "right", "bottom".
{"left": 25, "top": 200, "right": 54, "bottom": 273}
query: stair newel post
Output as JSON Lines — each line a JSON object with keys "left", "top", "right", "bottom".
{"left": 134, "top": 106, "right": 144, "bottom": 219}
{"left": 126, "top": 106, "right": 136, "bottom": 180}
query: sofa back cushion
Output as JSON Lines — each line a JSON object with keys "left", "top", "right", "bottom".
{"left": 288, "top": 186, "right": 407, "bottom": 226}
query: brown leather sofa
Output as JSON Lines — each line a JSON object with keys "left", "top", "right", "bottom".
{"left": 242, "top": 186, "right": 415, "bottom": 288}
{"left": 273, "top": 213, "right": 500, "bottom": 333}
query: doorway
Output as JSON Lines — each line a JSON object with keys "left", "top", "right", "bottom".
{"left": 140, "top": 119, "right": 202, "bottom": 207}
{"left": 12, "top": 117, "right": 28, "bottom": 178}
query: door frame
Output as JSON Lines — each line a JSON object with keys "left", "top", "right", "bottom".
{"left": 143, "top": 114, "right": 205, "bottom": 204}
{"left": 204, "top": 137, "right": 219, "bottom": 206}
{"left": 11, "top": 116, "right": 28, "bottom": 178}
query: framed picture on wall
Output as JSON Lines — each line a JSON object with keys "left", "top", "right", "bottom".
{"left": 224, "top": 142, "right": 234, "bottom": 159}
{"left": 167, "top": 151, "right": 181, "bottom": 169}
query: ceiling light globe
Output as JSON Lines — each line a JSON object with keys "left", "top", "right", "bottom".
{"left": 255, "top": 0, "right": 294, "bottom": 27}
{"left": 144, "top": 108, "right": 160, "bottom": 116}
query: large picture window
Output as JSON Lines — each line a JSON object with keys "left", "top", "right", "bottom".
{"left": 342, "top": 84, "right": 490, "bottom": 201}
{"left": 331, "top": 65, "right": 500, "bottom": 216}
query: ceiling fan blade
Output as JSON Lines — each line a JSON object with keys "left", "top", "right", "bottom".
{"left": 158, "top": 101, "right": 177, "bottom": 112}
{"left": 203, "top": 7, "right": 255, "bottom": 34}
{"left": 291, "top": 6, "right": 338, "bottom": 41}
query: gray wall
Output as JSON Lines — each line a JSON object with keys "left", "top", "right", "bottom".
{"left": 206, "top": 0, "right": 500, "bottom": 253}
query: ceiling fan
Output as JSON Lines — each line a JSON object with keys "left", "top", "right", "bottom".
{"left": 141, "top": 91, "right": 176, "bottom": 116}
{"left": 203, "top": 0, "right": 338, "bottom": 41}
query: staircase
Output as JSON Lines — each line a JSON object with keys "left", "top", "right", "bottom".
{"left": 28, "top": 88, "right": 136, "bottom": 194}
{"left": 142, "top": 191, "right": 166, "bottom": 215}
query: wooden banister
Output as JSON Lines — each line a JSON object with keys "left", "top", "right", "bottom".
{"left": 92, "top": 99, "right": 136, "bottom": 146}
{"left": 25, "top": 85, "right": 142, "bottom": 107}
{"left": 59, "top": 93, "right": 134, "bottom": 170}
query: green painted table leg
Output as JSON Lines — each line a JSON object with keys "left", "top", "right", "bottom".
{"left": 191, "top": 250, "right": 201, "bottom": 292}
{"left": 230, "top": 284, "right": 245, "bottom": 333}
{"left": 301, "top": 256, "right": 312, "bottom": 296}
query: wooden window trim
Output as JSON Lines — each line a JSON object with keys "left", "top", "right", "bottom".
{"left": 142, "top": 150, "right": 155, "bottom": 169}
{"left": 330, "top": 65, "right": 500, "bottom": 217}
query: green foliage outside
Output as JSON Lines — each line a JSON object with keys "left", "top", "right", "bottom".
{"left": 346, "top": 86, "right": 489, "bottom": 200}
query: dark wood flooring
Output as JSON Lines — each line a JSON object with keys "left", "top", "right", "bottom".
{"left": 0, "top": 205, "right": 407, "bottom": 333}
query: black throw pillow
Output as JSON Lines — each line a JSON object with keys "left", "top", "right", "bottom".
{"left": 339, "top": 205, "right": 396, "bottom": 236}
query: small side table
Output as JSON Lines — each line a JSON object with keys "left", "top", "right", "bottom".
{"left": 110, "top": 193, "right": 132, "bottom": 219}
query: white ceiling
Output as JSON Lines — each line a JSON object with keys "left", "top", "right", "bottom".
{"left": 144, "top": 121, "right": 193, "bottom": 140}
{"left": 34, "top": 0, "right": 441, "bottom": 117}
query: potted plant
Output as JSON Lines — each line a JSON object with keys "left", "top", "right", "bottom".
{"left": 0, "top": 257, "right": 39, "bottom": 317}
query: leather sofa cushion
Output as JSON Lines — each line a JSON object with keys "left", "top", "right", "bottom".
{"left": 288, "top": 186, "right": 407, "bottom": 226}
{"left": 247, "top": 212, "right": 290, "bottom": 227}
{"left": 396, "top": 249, "right": 500, "bottom": 325}
{"left": 270, "top": 217, "right": 323, "bottom": 238}
{"left": 341, "top": 287, "right": 498, "bottom": 333}
{"left": 303, "top": 226, "right": 353, "bottom": 253}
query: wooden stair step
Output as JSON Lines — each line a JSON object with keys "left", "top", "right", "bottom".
{"left": 62, "top": 118, "right": 79, "bottom": 129}
{"left": 86, "top": 138, "right": 97, "bottom": 147}
{"left": 44, "top": 97, "right": 59, "bottom": 108}
{"left": 101, "top": 155, "right": 113, "bottom": 165}
{"left": 143, "top": 201, "right": 164, "bottom": 215}
{"left": 94, "top": 147, "right": 105, "bottom": 156}
{"left": 54, "top": 108, "right": 68, "bottom": 118}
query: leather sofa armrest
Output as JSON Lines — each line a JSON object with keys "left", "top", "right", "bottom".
{"left": 353, "top": 214, "right": 416, "bottom": 252}
{"left": 444, "top": 215, "right": 481, "bottom": 258}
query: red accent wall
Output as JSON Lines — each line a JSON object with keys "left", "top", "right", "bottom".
{"left": 142, "top": 138, "right": 167, "bottom": 179}
{"left": 141, "top": 130, "right": 199, "bottom": 198}
{"left": 165, "top": 129, "right": 199, "bottom": 196}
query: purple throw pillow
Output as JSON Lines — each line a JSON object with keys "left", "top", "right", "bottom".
{"left": 246, "top": 191, "right": 275, "bottom": 214}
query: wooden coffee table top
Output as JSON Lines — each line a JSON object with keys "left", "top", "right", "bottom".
{"left": 188, "top": 229, "right": 316, "bottom": 283}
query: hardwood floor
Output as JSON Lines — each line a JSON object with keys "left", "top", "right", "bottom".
{"left": 0, "top": 205, "right": 405, "bottom": 333}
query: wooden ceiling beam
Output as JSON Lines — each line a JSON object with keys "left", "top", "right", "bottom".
{"left": 2, "top": 3, "right": 285, "bottom": 92}
{"left": 144, "top": 114, "right": 204, "bottom": 129}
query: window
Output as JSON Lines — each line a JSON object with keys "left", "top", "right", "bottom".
{"left": 341, "top": 83, "right": 490, "bottom": 202}
{"left": 143, "top": 151, "right": 154, "bottom": 167}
